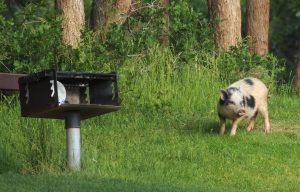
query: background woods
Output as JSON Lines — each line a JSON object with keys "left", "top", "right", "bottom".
{"left": 90, "top": 0, "right": 132, "bottom": 30}
{"left": 1, "top": 0, "right": 299, "bottom": 86}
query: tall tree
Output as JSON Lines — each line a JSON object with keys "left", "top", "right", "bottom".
{"left": 246, "top": 0, "right": 270, "bottom": 56}
{"left": 56, "top": 0, "right": 85, "bottom": 48}
{"left": 90, "top": 0, "right": 131, "bottom": 31}
{"left": 295, "top": 47, "right": 300, "bottom": 90}
{"left": 159, "top": 0, "right": 169, "bottom": 47}
{"left": 3, "top": 0, "right": 16, "bottom": 18}
{"left": 208, "top": 0, "right": 241, "bottom": 50}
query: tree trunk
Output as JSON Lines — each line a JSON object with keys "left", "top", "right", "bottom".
{"left": 295, "top": 47, "right": 300, "bottom": 90}
{"left": 2, "top": 0, "right": 23, "bottom": 18}
{"left": 159, "top": 0, "right": 169, "bottom": 47}
{"left": 56, "top": 0, "right": 85, "bottom": 48}
{"left": 207, "top": 0, "right": 241, "bottom": 51}
{"left": 3, "top": 0, "right": 16, "bottom": 18}
{"left": 90, "top": 0, "right": 131, "bottom": 30}
{"left": 246, "top": 0, "right": 269, "bottom": 55}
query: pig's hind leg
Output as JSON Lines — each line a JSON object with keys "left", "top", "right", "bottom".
{"left": 258, "top": 104, "right": 271, "bottom": 133}
{"left": 247, "top": 112, "right": 258, "bottom": 132}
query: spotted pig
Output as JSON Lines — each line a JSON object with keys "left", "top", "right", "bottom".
{"left": 217, "top": 78, "right": 270, "bottom": 136}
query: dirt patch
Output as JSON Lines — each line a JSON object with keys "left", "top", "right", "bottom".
{"left": 271, "top": 120, "right": 300, "bottom": 133}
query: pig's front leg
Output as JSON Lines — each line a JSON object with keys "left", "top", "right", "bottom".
{"left": 219, "top": 117, "right": 226, "bottom": 135}
{"left": 230, "top": 118, "right": 243, "bottom": 136}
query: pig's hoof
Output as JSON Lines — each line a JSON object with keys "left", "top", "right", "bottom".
{"left": 264, "top": 129, "right": 271, "bottom": 134}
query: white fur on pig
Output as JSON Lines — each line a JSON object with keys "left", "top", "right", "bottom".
{"left": 217, "top": 77, "right": 270, "bottom": 136}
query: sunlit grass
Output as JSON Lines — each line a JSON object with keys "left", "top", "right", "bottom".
{"left": 0, "top": 48, "right": 300, "bottom": 191}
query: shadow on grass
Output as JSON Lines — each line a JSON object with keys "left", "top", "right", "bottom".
{"left": 176, "top": 117, "right": 220, "bottom": 135}
{"left": 0, "top": 173, "right": 215, "bottom": 192}
{"left": 0, "top": 147, "right": 19, "bottom": 173}
{"left": 176, "top": 116, "right": 264, "bottom": 136}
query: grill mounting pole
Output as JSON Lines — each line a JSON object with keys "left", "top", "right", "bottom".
{"left": 65, "top": 111, "right": 81, "bottom": 171}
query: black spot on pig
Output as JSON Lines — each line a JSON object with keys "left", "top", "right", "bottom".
{"left": 244, "top": 79, "right": 254, "bottom": 86}
{"left": 246, "top": 95, "right": 255, "bottom": 108}
{"left": 220, "top": 88, "right": 242, "bottom": 106}
{"left": 219, "top": 99, "right": 226, "bottom": 106}
{"left": 219, "top": 98, "right": 235, "bottom": 106}
{"left": 240, "top": 97, "right": 246, "bottom": 107}
{"left": 219, "top": 90, "right": 228, "bottom": 106}
{"left": 218, "top": 112, "right": 225, "bottom": 119}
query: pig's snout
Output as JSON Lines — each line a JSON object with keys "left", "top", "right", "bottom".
{"left": 238, "top": 109, "right": 246, "bottom": 117}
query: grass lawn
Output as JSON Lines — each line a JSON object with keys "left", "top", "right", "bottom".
{"left": 0, "top": 172, "right": 230, "bottom": 192}
{"left": 0, "top": 53, "right": 300, "bottom": 191}
{"left": 0, "top": 94, "right": 300, "bottom": 192}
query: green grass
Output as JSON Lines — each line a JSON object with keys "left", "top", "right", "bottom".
{"left": 1, "top": 48, "right": 300, "bottom": 191}
{"left": 0, "top": 172, "right": 204, "bottom": 192}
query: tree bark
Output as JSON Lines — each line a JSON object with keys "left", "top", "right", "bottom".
{"left": 295, "top": 46, "right": 300, "bottom": 90}
{"left": 208, "top": 0, "right": 241, "bottom": 51}
{"left": 246, "top": 0, "right": 269, "bottom": 56}
{"left": 3, "top": 0, "right": 16, "bottom": 18}
{"left": 56, "top": 0, "right": 85, "bottom": 48}
{"left": 90, "top": 0, "right": 131, "bottom": 30}
{"left": 2, "top": 0, "right": 23, "bottom": 18}
{"left": 159, "top": 0, "right": 169, "bottom": 47}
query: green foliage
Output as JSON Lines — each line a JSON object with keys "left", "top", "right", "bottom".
{"left": 269, "top": 1, "right": 300, "bottom": 63}
{"left": 169, "top": 0, "right": 213, "bottom": 62}
{"left": 0, "top": 2, "right": 62, "bottom": 73}
{"left": 215, "top": 42, "right": 282, "bottom": 92}
{"left": 0, "top": 1, "right": 5, "bottom": 12}
{"left": 0, "top": 0, "right": 286, "bottom": 88}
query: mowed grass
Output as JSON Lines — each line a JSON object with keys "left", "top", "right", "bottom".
{"left": 1, "top": 103, "right": 300, "bottom": 192}
{"left": 1, "top": 49, "right": 300, "bottom": 191}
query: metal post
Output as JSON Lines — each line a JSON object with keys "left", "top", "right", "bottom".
{"left": 65, "top": 111, "right": 81, "bottom": 171}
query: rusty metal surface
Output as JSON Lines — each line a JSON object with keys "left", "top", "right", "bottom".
{"left": 0, "top": 73, "right": 26, "bottom": 90}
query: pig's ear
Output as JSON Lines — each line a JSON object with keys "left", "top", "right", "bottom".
{"left": 220, "top": 89, "right": 228, "bottom": 101}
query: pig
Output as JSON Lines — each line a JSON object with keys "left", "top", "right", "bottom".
{"left": 217, "top": 77, "right": 270, "bottom": 136}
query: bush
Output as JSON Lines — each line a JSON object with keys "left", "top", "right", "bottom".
{"left": 0, "top": 0, "right": 288, "bottom": 91}
{"left": 0, "top": 2, "right": 63, "bottom": 73}
{"left": 215, "top": 42, "right": 282, "bottom": 92}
